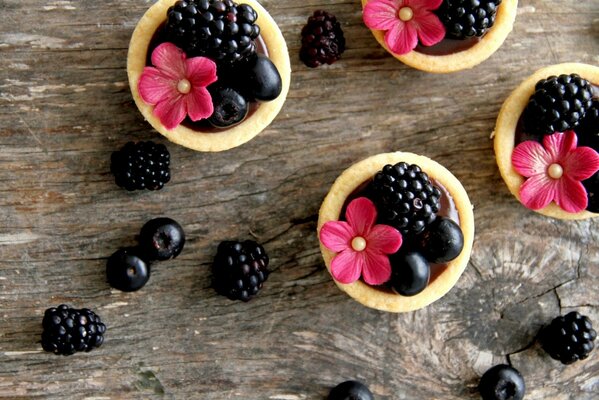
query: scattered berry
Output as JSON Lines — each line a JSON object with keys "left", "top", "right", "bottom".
{"left": 106, "top": 248, "right": 151, "bottom": 292}
{"left": 436, "top": 0, "right": 502, "bottom": 39}
{"left": 367, "top": 162, "right": 441, "bottom": 236}
{"left": 328, "top": 380, "right": 374, "bottom": 400}
{"left": 389, "top": 251, "right": 430, "bottom": 296}
{"left": 238, "top": 54, "right": 282, "bottom": 101}
{"left": 575, "top": 99, "right": 599, "bottom": 150}
{"left": 213, "top": 240, "right": 269, "bottom": 301}
{"left": 418, "top": 217, "right": 464, "bottom": 263}
{"left": 208, "top": 86, "right": 249, "bottom": 128}
{"left": 164, "top": 0, "right": 260, "bottom": 64}
{"left": 583, "top": 172, "right": 598, "bottom": 213}
{"left": 522, "top": 74, "right": 594, "bottom": 137}
{"left": 139, "top": 217, "right": 185, "bottom": 261}
{"left": 479, "top": 364, "right": 525, "bottom": 400}
{"left": 300, "top": 10, "right": 345, "bottom": 68}
{"left": 110, "top": 141, "right": 171, "bottom": 191}
{"left": 41, "top": 305, "right": 106, "bottom": 356}
{"left": 539, "top": 311, "right": 597, "bottom": 365}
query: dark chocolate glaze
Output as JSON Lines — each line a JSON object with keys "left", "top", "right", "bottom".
{"left": 414, "top": 36, "right": 480, "bottom": 56}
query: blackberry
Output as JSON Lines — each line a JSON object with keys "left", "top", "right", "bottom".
{"left": 110, "top": 141, "right": 171, "bottom": 191}
{"left": 575, "top": 99, "right": 599, "bottom": 150}
{"left": 583, "top": 172, "right": 599, "bottom": 213}
{"left": 41, "top": 305, "right": 106, "bottom": 356}
{"left": 300, "top": 10, "right": 345, "bottom": 68}
{"left": 213, "top": 240, "right": 269, "bottom": 301}
{"left": 539, "top": 311, "right": 597, "bottom": 365}
{"left": 436, "top": 0, "right": 502, "bottom": 39}
{"left": 164, "top": 0, "right": 260, "bottom": 64}
{"left": 367, "top": 162, "right": 441, "bottom": 236}
{"left": 522, "top": 74, "right": 594, "bottom": 137}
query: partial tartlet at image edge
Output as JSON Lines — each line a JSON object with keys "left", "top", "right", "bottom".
{"left": 360, "top": 0, "right": 518, "bottom": 73}
{"left": 127, "top": 0, "right": 291, "bottom": 152}
{"left": 494, "top": 63, "right": 599, "bottom": 220}
{"left": 317, "top": 152, "right": 475, "bottom": 313}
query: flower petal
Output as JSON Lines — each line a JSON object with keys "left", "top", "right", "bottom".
{"left": 554, "top": 176, "right": 588, "bottom": 213}
{"left": 185, "top": 56, "right": 218, "bottom": 87}
{"left": 345, "top": 197, "right": 377, "bottom": 236}
{"left": 564, "top": 146, "right": 599, "bottom": 181}
{"left": 151, "top": 42, "right": 187, "bottom": 80}
{"left": 366, "top": 224, "right": 402, "bottom": 254}
{"left": 385, "top": 20, "right": 418, "bottom": 55}
{"left": 519, "top": 174, "right": 558, "bottom": 210}
{"left": 153, "top": 94, "right": 187, "bottom": 130}
{"left": 330, "top": 249, "right": 363, "bottom": 284}
{"left": 185, "top": 87, "right": 214, "bottom": 121}
{"left": 320, "top": 221, "right": 354, "bottom": 252}
{"left": 363, "top": 0, "right": 403, "bottom": 30}
{"left": 512, "top": 140, "right": 552, "bottom": 177}
{"left": 543, "top": 131, "right": 576, "bottom": 162}
{"left": 361, "top": 252, "right": 392, "bottom": 285}
{"left": 413, "top": 11, "right": 445, "bottom": 46}
{"left": 138, "top": 67, "right": 178, "bottom": 105}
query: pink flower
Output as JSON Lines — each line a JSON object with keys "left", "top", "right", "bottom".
{"left": 320, "top": 197, "right": 402, "bottom": 285}
{"left": 512, "top": 131, "right": 599, "bottom": 213}
{"left": 363, "top": 0, "right": 445, "bottom": 55}
{"left": 138, "top": 43, "right": 217, "bottom": 130}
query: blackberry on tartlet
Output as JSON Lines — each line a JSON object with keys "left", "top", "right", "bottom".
{"left": 539, "top": 311, "right": 597, "bottom": 365}
{"left": 300, "top": 10, "right": 345, "bottom": 68}
{"left": 110, "top": 141, "right": 171, "bottom": 191}
{"left": 41, "top": 305, "right": 106, "bottom": 356}
{"left": 436, "top": 0, "right": 503, "bottom": 39}
{"left": 213, "top": 240, "right": 269, "bottom": 301}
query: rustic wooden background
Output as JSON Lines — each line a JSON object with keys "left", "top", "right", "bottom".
{"left": 0, "top": 0, "right": 597, "bottom": 398}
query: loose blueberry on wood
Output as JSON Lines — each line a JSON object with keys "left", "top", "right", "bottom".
{"left": 328, "top": 380, "right": 374, "bottom": 400}
{"left": 106, "top": 248, "right": 150, "bottom": 292}
{"left": 479, "top": 365, "right": 525, "bottom": 400}
{"left": 418, "top": 217, "right": 464, "bottom": 263}
{"left": 389, "top": 251, "right": 430, "bottom": 296}
{"left": 138, "top": 217, "right": 185, "bottom": 261}
{"left": 208, "top": 86, "right": 249, "bottom": 128}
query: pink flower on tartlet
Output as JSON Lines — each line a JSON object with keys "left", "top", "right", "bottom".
{"left": 138, "top": 43, "right": 217, "bottom": 130}
{"left": 319, "top": 197, "right": 402, "bottom": 285}
{"left": 363, "top": 0, "right": 445, "bottom": 55}
{"left": 512, "top": 131, "right": 599, "bottom": 213}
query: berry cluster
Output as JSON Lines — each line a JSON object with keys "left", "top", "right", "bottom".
{"left": 521, "top": 74, "right": 598, "bottom": 213}
{"left": 366, "top": 162, "right": 464, "bottom": 296}
{"left": 42, "top": 305, "right": 106, "bottom": 356}
{"left": 300, "top": 10, "right": 345, "bottom": 68}
{"left": 436, "top": 0, "right": 503, "bottom": 39}
{"left": 106, "top": 218, "right": 185, "bottom": 292}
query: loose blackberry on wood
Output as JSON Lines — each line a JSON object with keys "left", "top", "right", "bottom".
{"left": 539, "top": 311, "right": 597, "bottom": 365}
{"left": 436, "top": 0, "right": 503, "bottom": 39}
{"left": 300, "top": 10, "right": 345, "bottom": 68}
{"left": 164, "top": 0, "right": 260, "bottom": 64}
{"left": 367, "top": 162, "right": 441, "bottom": 236}
{"left": 213, "top": 240, "right": 269, "bottom": 301}
{"left": 110, "top": 141, "right": 171, "bottom": 191}
{"left": 522, "top": 74, "right": 594, "bottom": 137}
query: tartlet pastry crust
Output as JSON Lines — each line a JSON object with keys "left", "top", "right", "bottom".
{"left": 494, "top": 63, "right": 599, "bottom": 220}
{"left": 360, "top": 0, "right": 518, "bottom": 73}
{"left": 317, "top": 152, "right": 475, "bottom": 312}
{"left": 127, "top": 0, "right": 291, "bottom": 152}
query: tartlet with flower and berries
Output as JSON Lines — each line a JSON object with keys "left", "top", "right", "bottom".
{"left": 317, "top": 152, "right": 474, "bottom": 312}
{"left": 494, "top": 63, "right": 599, "bottom": 220}
{"left": 360, "top": 0, "right": 517, "bottom": 73}
{"left": 127, "top": 0, "right": 291, "bottom": 152}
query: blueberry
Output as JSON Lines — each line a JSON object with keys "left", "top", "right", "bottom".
{"left": 138, "top": 217, "right": 185, "bottom": 261}
{"left": 328, "top": 380, "right": 374, "bottom": 400}
{"left": 389, "top": 251, "right": 430, "bottom": 296}
{"left": 479, "top": 365, "right": 525, "bottom": 400}
{"left": 106, "top": 248, "right": 150, "bottom": 292}
{"left": 418, "top": 217, "right": 464, "bottom": 263}
{"left": 236, "top": 54, "right": 282, "bottom": 101}
{"left": 207, "top": 86, "right": 249, "bottom": 128}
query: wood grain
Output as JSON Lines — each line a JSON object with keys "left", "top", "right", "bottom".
{"left": 0, "top": 0, "right": 598, "bottom": 398}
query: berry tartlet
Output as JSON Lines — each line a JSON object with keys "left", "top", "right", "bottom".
{"left": 317, "top": 152, "right": 474, "bottom": 312}
{"left": 127, "top": 0, "right": 291, "bottom": 152}
{"left": 360, "top": 0, "right": 517, "bottom": 73}
{"left": 494, "top": 63, "right": 599, "bottom": 220}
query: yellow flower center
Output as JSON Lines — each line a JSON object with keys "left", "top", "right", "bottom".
{"left": 177, "top": 79, "right": 191, "bottom": 94}
{"left": 398, "top": 6, "right": 414, "bottom": 22}
{"left": 351, "top": 236, "right": 367, "bottom": 252}
{"left": 547, "top": 163, "right": 564, "bottom": 179}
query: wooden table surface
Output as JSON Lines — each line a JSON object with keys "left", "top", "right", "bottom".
{"left": 0, "top": 0, "right": 598, "bottom": 399}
